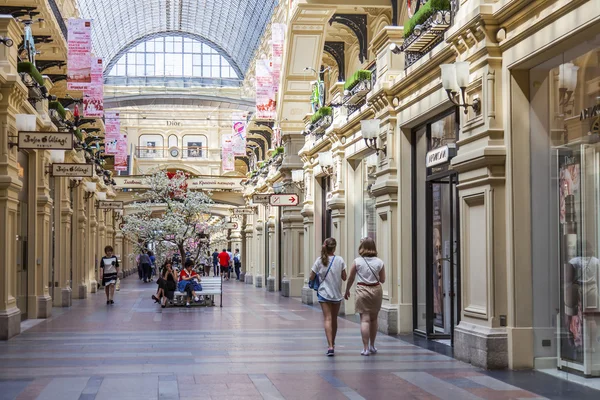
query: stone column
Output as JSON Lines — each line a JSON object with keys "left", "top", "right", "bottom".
{"left": 0, "top": 15, "right": 27, "bottom": 339}
{"left": 254, "top": 206, "right": 265, "bottom": 288}
{"left": 72, "top": 182, "right": 87, "bottom": 299}
{"left": 329, "top": 146, "right": 348, "bottom": 313}
{"left": 106, "top": 210, "right": 115, "bottom": 250}
{"left": 52, "top": 176, "right": 72, "bottom": 306}
{"left": 301, "top": 166, "right": 316, "bottom": 304}
{"left": 281, "top": 202, "right": 304, "bottom": 297}
{"left": 243, "top": 214, "right": 254, "bottom": 284}
{"left": 88, "top": 190, "right": 98, "bottom": 292}
{"left": 266, "top": 214, "right": 277, "bottom": 292}
{"left": 96, "top": 197, "right": 106, "bottom": 287}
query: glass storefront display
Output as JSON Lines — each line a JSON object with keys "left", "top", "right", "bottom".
{"left": 530, "top": 35, "right": 600, "bottom": 376}
{"left": 412, "top": 110, "right": 460, "bottom": 343}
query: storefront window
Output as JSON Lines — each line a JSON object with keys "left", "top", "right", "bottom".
{"left": 363, "top": 155, "right": 377, "bottom": 241}
{"left": 530, "top": 35, "right": 600, "bottom": 376}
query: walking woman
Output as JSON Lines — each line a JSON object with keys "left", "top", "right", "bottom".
{"left": 100, "top": 245, "right": 119, "bottom": 305}
{"left": 344, "top": 237, "right": 386, "bottom": 356}
{"left": 309, "top": 238, "right": 347, "bottom": 356}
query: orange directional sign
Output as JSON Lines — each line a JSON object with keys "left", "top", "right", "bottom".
{"left": 269, "top": 193, "right": 299, "bottom": 206}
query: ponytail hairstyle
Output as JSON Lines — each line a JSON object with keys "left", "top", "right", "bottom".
{"left": 321, "top": 238, "right": 337, "bottom": 267}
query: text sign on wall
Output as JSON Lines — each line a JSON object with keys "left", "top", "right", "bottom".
{"left": 112, "top": 176, "right": 243, "bottom": 191}
{"left": 232, "top": 208, "right": 255, "bottom": 215}
{"left": 425, "top": 145, "right": 456, "bottom": 168}
{"left": 18, "top": 131, "right": 73, "bottom": 150}
{"left": 252, "top": 194, "right": 271, "bottom": 204}
{"left": 269, "top": 193, "right": 299, "bottom": 206}
{"left": 98, "top": 201, "right": 123, "bottom": 210}
{"left": 51, "top": 163, "right": 93, "bottom": 177}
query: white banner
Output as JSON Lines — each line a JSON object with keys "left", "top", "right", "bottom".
{"left": 221, "top": 134, "right": 235, "bottom": 172}
{"left": 231, "top": 113, "right": 246, "bottom": 156}
{"left": 84, "top": 58, "right": 104, "bottom": 118}
{"left": 104, "top": 111, "right": 120, "bottom": 155}
{"left": 256, "top": 59, "right": 276, "bottom": 120}
{"left": 272, "top": 23, "right": 285, "bottom": 95}
{"left": 67, "top": 19, "right": 92, "bottom": 91}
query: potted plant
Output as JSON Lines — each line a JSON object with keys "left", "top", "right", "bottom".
{"left": 17, "top": 61, "right": 45, "bottom": 100}
{"left": 404, "top": 0, "right": 452, "bottom": 39}
{"left": 344, "top": 70, "right": 373, "bottom": 105}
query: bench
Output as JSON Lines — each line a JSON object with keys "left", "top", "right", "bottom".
{"left": 172, "top": 276, "right": 222, "bottom": 307}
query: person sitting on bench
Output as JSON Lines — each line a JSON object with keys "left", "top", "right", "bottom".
{"left": 178, "top": 259, "right": 202, "bottom": 307}
{"left": 153, "top": 260, "right": 177, "bottom": 308}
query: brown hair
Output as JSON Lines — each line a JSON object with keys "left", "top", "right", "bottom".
{"left": 104, "top": 245, "right": 113, "bottom": 254}
{"left": 358, "top": 237, "right": 377, "bottom": 257}
{"left": 321, "top": 238, "right": 337, "bottom": 266}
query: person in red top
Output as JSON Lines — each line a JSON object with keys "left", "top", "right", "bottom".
{"left": 218, "top": 249, "right": 230, "bottom": 281}
{"left": 178, "top": 259, "right": 201, "bottom": 307}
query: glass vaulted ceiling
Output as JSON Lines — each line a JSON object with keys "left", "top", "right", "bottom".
{"left": 76, "top": 0, "right": 278, "bottom": 77}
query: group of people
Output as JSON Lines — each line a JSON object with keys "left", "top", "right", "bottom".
{"left": 310, "top": 237, "right": 385, "bottom": 357}
{"left": 211, "top": 248, "right": 241, "bottom": 281}
{"left": 152, "top": 258, "right": 205, "bottom": 308}
{"left": 137, "top": 249, "right": 156, "bottom": 283}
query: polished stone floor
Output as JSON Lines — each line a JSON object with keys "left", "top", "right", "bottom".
{"left": 0, "top": 277, "right": 598, "bottom": 400}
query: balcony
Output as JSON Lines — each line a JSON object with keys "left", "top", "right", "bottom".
{"left": 135, "top": 145, "right": 208, "bottom": 160}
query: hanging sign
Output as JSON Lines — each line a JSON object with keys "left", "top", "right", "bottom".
{"left": 18, "top": 131, "right": 73, "bottom": 150}
{"left": 232, "top": 208, "right": 255, "bottom": 215}
{"left": 224, "top": 222, "right": 239, "bottom": 230}
{"left": 425, "top": 145, "right": 456, "bottom": 168}
{"left": 83, "top": 58, "right": 104, "bottom": 118}
{"left": 256, "top": 58, "right": 276, "bottom": 120}
{"left": 231, "top": 113, "right": 246, "bottom": 156}
{"left": 98, "top": 200, "right": 124, "bottom": 210}
{"left": 269, "top": 193, "right": 299, "bottom": 206}
{"left": 272, "top": 23, "right": 286, "bottom": 95}
{"left": 221, "top": 134, "right": 235, "bottom": 172}
{"left": 67, "top": 19, "right": 92, "bottom": 91}
{"left": 51, "top": 163, "right": 93, "bottom": 177}
{"left": 252, "top": 194, "right": 271, "bottom": 204}
{"left": 104, "top": 111, "right": 120, "bottom": 155}
{"left": 114, "top": 133, "right": 128, "bottom": 172}
{"left": 112, "top": 176, "right": 243, "bottom": 191}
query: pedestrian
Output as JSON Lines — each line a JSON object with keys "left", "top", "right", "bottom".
{"left": 148, "top": 250, "right": 156, "bottom": 282}
{"left": 100, "top": 245, "right": 119, "bottom": 305}
{"left": 212, "top": 248, "right": 219, "bottom": 277}
{"left": 309, "top": 238, "right": 347, "bottom": 356}
{"left": 138, "top": 249, "right": 152, "bottom": 283}
{"left": 227, "top": 248, "right": 233, "bottom": 280}
{"left": 203, "top": 251, "right": 212, "bottom": 277}
{"left": 136, "top": 252, "right": 142, "bottom": 280}
{"left": 153, "top": 261, "right": 177, "bottom": 308}
{"left": 218, "top": 248, "right": 230, "bottom": 281}
{"left": 344, "top": 237, "right": 386, "bottom": 356}
{"left": 234, "top": 249, "right": 242, "bottom": 280}
{"left": 178, "top": 259, "right": 202, "bottom": 307}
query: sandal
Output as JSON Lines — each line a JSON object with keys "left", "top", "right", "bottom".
{"left": 152, "top": 295, "right": 159, "bottom": 303}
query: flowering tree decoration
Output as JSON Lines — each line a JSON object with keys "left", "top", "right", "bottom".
{"left": 121, "top": 170, "right": 218, "bottom": 265}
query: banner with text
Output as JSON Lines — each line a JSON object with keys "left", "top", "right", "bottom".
{"left": 83, "top": 58, "right": 104, "bottom": 118}
{"left": 232, "top": 113, "right": 246, "bottom": 156}
{"left": 114, "top": 133, "right": 128, "bottom": 172}
{"left": 113, "top": 176, "right": 243, "bottom": 191}
{"left": 67, "top": 19, "right": 92, "bottom": 91}
{"left": 272, "top": 23, "right": 285, "bottom": 95}
{"left": 221, "top": 134, "right": 235, "bottom": 172}
{"left": 256, "top": 58, "right": 276, "bottom": 120}
{"left": 104, "top": 111, "right": 120, "bottom": 155}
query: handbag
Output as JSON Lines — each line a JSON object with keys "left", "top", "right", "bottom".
{"left": 309, "top": 256, "right": 336, "bottom": 291}
{"left": 360, "top": 257, "right": 380, "bottom": 283}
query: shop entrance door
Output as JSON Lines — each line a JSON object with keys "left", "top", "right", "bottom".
{"left": 16, "top": 202, "right": 28, "bottom": 321}
{"left": 425, "top": 172, "right": 460, "bottom": 343}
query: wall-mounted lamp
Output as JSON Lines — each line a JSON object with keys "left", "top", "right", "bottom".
{"left": 96, "top": 192, "right": 107, "bottom": 201}
{"left": 83, "top": 181, "right": 96, "bottom": 200}
{"left": 0, "top": 36, "right": 14, "bottom": 47}
{"left": 558, "top": 63, "right": 579, "bottom": 106}
{"left": 69, "top": 176, "right": 83, "bottom": 189}
{"left": 389, "top": 43, "right": 401, "bottom": 55}
{"left": 361, "top": 119, "right": 387, "bottom": 156}
{"left": 291, "top": 169, "right": 305, "bottom": 191}
{"left": 318, "top": 152, "right": 334, "bottom": 175}
{"left": 440, "top": 62, "right": 481, "bottom": 115}
{"left": 49, "top": 150, "right": 65, "bottom": 163}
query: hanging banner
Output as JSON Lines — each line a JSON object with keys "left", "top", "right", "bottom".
{"left": 114, "top": 133, "right": 128, "bottom": 172}
{"left": 67, "top": 19, "right": 92, "bottom": 91}
{"left": 272, "top": 23, "right": 285, "bottom": 95}
{"left": 83, "top": 58, "right": 104, "bottom": 118}
{"left": 256, "top": 59, "right": 276, "bottom": 120}
{"left": 231, "top": 113, "right": 246, "bottom": 156}
{"left": 221, "top": 134, "right": 235, "bottom": 172}
{"left": 104, "top": 111, "right": 120, "bottom": 155}
{"left": 272, "top": 127, "right": 282, "bottom": 148}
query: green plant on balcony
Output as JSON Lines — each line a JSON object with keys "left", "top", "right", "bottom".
{"left": 49, "top": 101, "right": 66, "bottom": 119}
{"left": 310, "top": 106, "right": 332, "bottom": 124}
{"left": 17, "top": 62, "right": 45, "bottom": 86}
{"left": 74, "top": 128, "right": 84, "bottom": 142}
{"left": 273, "top": 146, "right": 284, "bottom": 156}
{"left": 404, "top": 0, "right": 451, "bottom": 39}
{"left": 344, "top": 70, "right": 372, "bottom": 91}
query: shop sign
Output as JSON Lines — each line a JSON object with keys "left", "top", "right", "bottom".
{"left": 426, "top": 145, "right": 455, "bottom": 168}
{"left": 51, "top": 163, "right": 93, "bottom": 177}
{"left": 18, "top": 131, "right": 73, "bottom": 150}
{"left": 112, "top": 176, "right": 243, "bottom": 191}
{"left": 269, "top": 193, "right": 299, "bottom": 206}
{"left": 98, "top": 201, "right": 123, "bottom": 210}
{"left": 232, "top": 208, "right": 254, "bottom": 215}
{"left": 252, "top": 194, "right": 270, "bottom": 204}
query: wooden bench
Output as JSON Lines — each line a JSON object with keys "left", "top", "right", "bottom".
{"left": 172, "top": 276, "right": 222, "bottom": 307}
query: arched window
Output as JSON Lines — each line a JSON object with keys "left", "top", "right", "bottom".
{"left": 168, "top": 134, "right": 178, "bottom": 148}
{"left": 183, "top": 135, "right": 208, "bottom": 159}
{"left": 138, "top": 134, "right": 164, "bottom": 158}
{"left": 107, "top": 36, "right": 240, "bottom": 80}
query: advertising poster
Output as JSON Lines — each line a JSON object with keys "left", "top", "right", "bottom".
{"left": 84, "top": 58, "right": 104, "bottom": 118}
{"left": 114, "top": 133, "right": 128, "bottom": 172}
{"left": 104, "top": 111, "right": 120, "bottom": 155}
{"left": 67, "top": 19, "right": 92, "bottom": 91}
{"left": 232, "top": 113, "right": 246, "bottom": 156}
{"left": 256, "top": 59, "right": 276, "bottom": 120}
{"left": 432, "top": 184, "right": 444, "bottom": 327}
{"left": 272, "top": 23, "right": 285, "bottom": 95}
{"left": 221, "top": 134, "right": 235, "bottom": 172}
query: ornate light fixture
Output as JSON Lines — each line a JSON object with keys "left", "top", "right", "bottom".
{"left": 291, "top": 169, "right": 305, "bottom": 192}
{"left": 318, "top": 152, "right": 334, "bottom": 175}
{"left": 558, "top": 63, "right": 579, "bottom": 106}
{"left": 83, "top": 181, "right": 96, "bottom": 200}
{"left": 69, "top": 177, "right": 83, "bottom": 190}
{"left": 361, "top": 119, "right": 386, "bottom": 156}
{"left": 440, "top": 62, "right": 481, "bottom": 115}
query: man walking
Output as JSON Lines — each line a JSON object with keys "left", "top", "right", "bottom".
{"left": 138, "top": 249, "right": 152, "bottom": 283}
{"left": 218, "top": 249, "right": 230, "bottom": 281}
{"left": 212, "top": 249, "right": 219, "bottom": 277}
{"left": 227, "top": 248, "right": 234, "bottom": 281}
{"left": 233, "top": 249, "right": 242, "bottom": 281}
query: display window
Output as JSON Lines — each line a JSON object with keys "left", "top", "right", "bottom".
{"left": 529, "top": 34, "right": 600, "bottom": 376}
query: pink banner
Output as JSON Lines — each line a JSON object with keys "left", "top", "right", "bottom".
{"left": 232, "top": 113, "right": 246, "bottom": 156}
{"left": 256, "top": 59, "right": 276, "bottom": 120}
{"left": 272, "top": 23, "right": 285, "bottom": 95}
{"left": 104, "top": 111, "right": 120, "bottom": 155}
{"left": 84, "top": 58, "right": 104, "bottom": 118}
{"left": 114, "top": 134, "right": 128, "bottom": 171}
{"left": 67, "top": 19, "right": 92, "bottom": 91}
{"left": 221, "top": 134, "right": 235, "bottom": 172}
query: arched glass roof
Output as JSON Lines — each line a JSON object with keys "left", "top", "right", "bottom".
{"left": 76, "top": 0, "right": 278, "bottom": 76}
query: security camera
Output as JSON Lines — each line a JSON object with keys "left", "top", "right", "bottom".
{"left": 389, "top": 43, "right": 401, "bottom": 55}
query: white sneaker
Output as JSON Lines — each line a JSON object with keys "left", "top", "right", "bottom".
{"left": 361, "top": 350, "right": 370, "bottom": 356}
{"left": 369, "top": 346, "right": 378, "bottom": 354}
{"left": 194, "top": 296, "right": 200, "bottom": 302}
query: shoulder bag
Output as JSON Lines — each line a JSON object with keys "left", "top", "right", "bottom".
{"left": 309, "top": 256, "right": 336, "bottom": 291}
{"left": 361, "top": 257, "right": 380, "bottom": 283}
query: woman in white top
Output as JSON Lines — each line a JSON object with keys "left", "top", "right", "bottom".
{"left": 344, "top": 237, "right": 386, "bottom": 356}
{"left": 100, "top": 245, "right": 120, "bottom": 305}
{"left": 309, "top": 238, "right": 347, "bottom": 356}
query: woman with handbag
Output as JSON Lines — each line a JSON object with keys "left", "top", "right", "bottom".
{"left": 344, "top": 237, "right": 386, "bottom": 356}
{"left": 153, "top": 261, "right": 177, "bottom": 308}
{"left": 309, "top": 238, "right": 347, "bottom": 356}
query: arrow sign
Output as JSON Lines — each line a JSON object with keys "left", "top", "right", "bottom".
{"left": 269, "top": 193, "right": 299, "bottom": 206}
{"left": 224, "top": 222, "right": 239, "bottom": 229}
